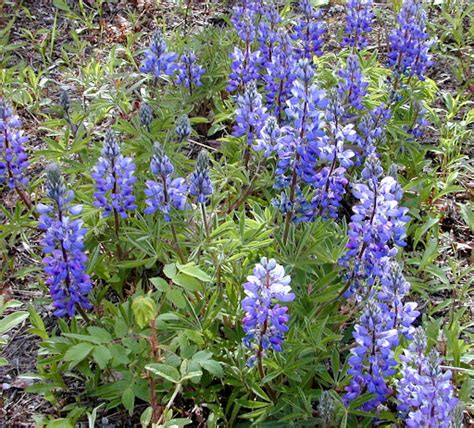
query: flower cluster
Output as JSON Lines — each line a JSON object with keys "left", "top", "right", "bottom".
{"left": 233, "top": 81, "right": 267, "bottom": 146}
{"left": 144, "top": 143, "right": 187, "bottom": 221}
{"left": 175, "top": 115, "right": 192, "bottom": 143}
{"left": 343, "top": 0, "right": 374, "bottom": 49}
{"left": 397, "top": 328, "right": 458, "bottom": 426}
{"left": 357, "top": 104, "right": 391, "bottom": 159}
{"left": 345, "top": 299, "right": 398, "bottom": 410}
{"left": 337, "top": 55, "right": 368, "bottom": 110}
{"left": 91, "top": 129, "right": 137, "bottom": 219}
{"left": 0, "top": 99, "right": 29, "bottom": 189}
{"left": 339, "top": 154, "right": 410, "bottom": 297}
{"left": 140, "top": 30, "right": 177, "bottom": 78}
{"left": 139, "top": 103, "right": 154, "bottom": 131}
{"left": 292, "top": 0, "right": 325, "bottom": 60}
{"left": 345, "top": 262, "right": 419, "bottom": 410}
{"left": 37, "top": 164, "right": 92, "bottom": 317}
{"left": 189, "top": 150, "right": 213, "bottom": 204}
{"left": 242, "top": 257, "right": 295, "bottom": 367}
{"left": 176, "top": 50, "right": 205, "bottom": 93}
{"left": 388, "top": 0, "right": 433, "bottom": 80}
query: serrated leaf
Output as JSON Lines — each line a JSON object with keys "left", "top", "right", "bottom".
{"left": 145, "top": 363, "right": 180, "bottom": 383}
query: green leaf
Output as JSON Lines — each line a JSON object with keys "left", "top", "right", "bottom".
{"left": 63, "top": 343, "right": 94, "bottom": 364}
{"left": 132, "top": 295, "right": 157, "bottom": 329}
{"left": 176, "top": 263, "right": 212, "bottom": 282}
{"left": 173, "top": 273, "right": 203, "bottom": 292}
{"left": 145, "top": 363, "right": 180, "bottom": 383}
{"left": 140, "top": 407, "right": 153, "bottom": 427}
{"left": 150, "top": 277, "right": 169, "bottom": 291}
{"left": 122, "top": 388, "right": 135, "bottom": 415}
{"left": 180, "top": 370, "right": 203, "bottom": 382}
{"left": 0, "top": 357, "right": 9, "bottom": 366}
{"left": 0, "top": 311, "right": 28, "bottom": 334}
{"left": 192, "top": 350, "right": 212, "bottom": 362}
{"left": 163, "top": 263, "right": 177, "bottom": 279}
{"left": 201, "top": 360, "right": 224, "bottom": 378}
{"left": 87, "top": 327, "right": 112, "bottom": 342}
{"left": 47, "top": 419, "right": 74, "bottom": 428}
{"left": 166, "top": 289, "right": 186, "bottom": 309}
{"left": 93, "top": 346, "right": 112, "bottom": 369}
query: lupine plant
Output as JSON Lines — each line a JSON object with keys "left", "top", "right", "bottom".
{"left": 0, "top": 0, "right": 469, "bottom": 427}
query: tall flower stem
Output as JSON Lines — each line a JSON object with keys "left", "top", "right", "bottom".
{"left": 170, "top": 222, "right": 185, "bottom": 264}
{"left": 200, "top": 202, "right": 210, "bottom": 238}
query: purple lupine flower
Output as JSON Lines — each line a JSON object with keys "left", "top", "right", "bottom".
{"left": 378, "top": 262, "right": 419, "bottom": 339}
{"left": 91, "top": 129, "right": 137, "bottom": 219}
{"left": 253, "top": 115, "right": 289, "bottom": 158}
{"left": 0, "top": 99, "right": 29, "bottom": 189}
{"left": 139, "top": 103, "right": 154, "bottom": 131}
{"left": 227, "top": 47, "right": 261, "bottom": 93}
{"left": 397, "top": 328, "right": 458, "bottom": 427}
{"left": 140, "top": 30, "right": 177, "bottom": 78}
{"left": 242, "top": 257, "right": 295, "bottom": 367}
{"left": 285, "top": 59, "right": 328, "bottom": 185}
{"left": 345, "top": 299, "right": 398, "bottom": 410}
{"left": 176, "top": 50, "right": 205, "bottom": 94}
{"left": 257, "top": 3, "right": 282, "bottom": 68}
{"left": 233, "top": 81, "right": 268, "bottom": 146}
{"left": 337, "top": 55, "right": 368, "bottom": 110}
{"left": 343, "top": 0, "right": 374, "bottom": 49}
{"left": 339, "top": 154, "right": 410, "bottom": 297}
{"left": 292, "top": 0, "right": 325, "bottom": 60}
{"left": 189, "top": 150, "right": 213, "bottom": 204}
{"left": 37, "top": 164, "right": 92, "bottom": 317}
{"left": 311, "top": 101, "right": 356, "bottom": 219}
{"left": 175, "top": 115, "right": 191, "bottom": 143}
{"left": 357, "top": 104, "right": 392, "bottom": 159}
{"left": 263, "top": 32, "right": 296, "bottom": 119}
{"left": 388, "top": 0, "right": 433, "bottom": 80}
{"left": 144, "top": 143, "right": 187, "bottom": 221}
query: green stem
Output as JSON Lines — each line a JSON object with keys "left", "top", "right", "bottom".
{"left": 200, "top": 202, "right": 210, "bottom": 238}
{"left": 170, "top": 223, "right": 186, "bottom": 264}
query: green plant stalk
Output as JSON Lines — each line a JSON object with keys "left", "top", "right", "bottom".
{"left": 200, "top": 202, "right": 210, "bottom": 238}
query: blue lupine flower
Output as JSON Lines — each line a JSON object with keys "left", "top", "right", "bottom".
{"left": 388, "top": 0, "right": 433, "bottom": 80}
{"left": 357, "top": 104, "right": 392, "bottom": 159}
{"left": 397, "top": 328, "right": 458, "bottom": 427}
{"left": 91, "top": 129, "right": 137, "bottom": 219}
{"left": 140, "top": 30, "right": 177, "bottom": 78}
{"left": 378, "top": 262, "right": 419, "bottom": 339}
{"left": 339, "top": 154, "right": 410, "bottom": 297}
{"left": 337, "top": 55, "right": 368, "bottom": 110}
{"left": 175, "top": 115, "right": 192, "bottom": 143}
{"left": 227, "top": 47, "right": 261, "bottom": 93}
{"left": 254, "top": 115, "right": 289, "bottom": 158}
{"left": 263, "top": 32, "right": 295, "bottom": 118}
{"left": 189, "top": 150, "right": 213, "bottom": 204}
{"left": 37, "top": 164, "right": 92, "bottom": 317}
{"left": 343, "top": 0, "right": 374, "bottom": 49}
{"left": 144, "top": 143, "right": 187, "bottom": 221}
{"left": 242, "top": 257, "right": 295, "bottom": 367}
{"left": 233, "top": 81, "right": 268, "bottom": 146}
{"left": 285, "top": 59, "right": 328, "bottom": 185}
{"left": 139, "top": 103, "right": 154, "bottom": 131}
{"left": 257, "top": 3, "right": 282, "bottom": 68}
{"left": 0, "top": 99, "right": 29, "bottom": 189}
{"left": 345, "top": 299, "right": 398, "bottom": 410}
{"left": 176, "top": 50, "right": 205, "bottom": 93}
{"left": 292, "top": 0, "right": 325, "bottom": 60}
